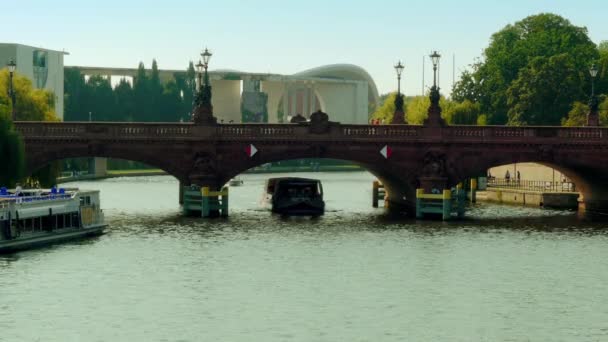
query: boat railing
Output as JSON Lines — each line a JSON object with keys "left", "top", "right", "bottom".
{"left": 0, "top": 193, "right": 74, "bottom": 205}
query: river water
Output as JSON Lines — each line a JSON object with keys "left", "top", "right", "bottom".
{"left": 1, "top": 172, "right": 608, "bottom": 341}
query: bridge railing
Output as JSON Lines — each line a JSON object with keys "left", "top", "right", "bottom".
{"left": 13, "top": 121, "right": 608, "bottom": 143}
{"left": 216, "top": 124, "right": 297, "bottom": 137}
{"left": 341, "top": 125, "right": 422, "bottom": 137}
{"left": 448, "top": 125, "right": 608, "bottom": 141}
{"left": 14, "top": 122, "right": 193, "bottom": 138}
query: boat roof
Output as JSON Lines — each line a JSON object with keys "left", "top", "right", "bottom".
{"left": 266, "top": 177, "right": 321, "bottom": 183}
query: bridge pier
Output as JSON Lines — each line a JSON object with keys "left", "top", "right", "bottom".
{"left": 578, "top": 199, "right": 608, "bottom": 217}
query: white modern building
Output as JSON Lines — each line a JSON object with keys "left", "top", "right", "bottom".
{"left": 0, "top": 43, "right": 67, "bottom": 119}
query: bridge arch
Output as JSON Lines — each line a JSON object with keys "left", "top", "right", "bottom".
{"left": 24, "top": 142, "right": 192, "bottom": 184}
{"left": 216, "top": 149, "right": 422, "bottom": 211}
{"left": 450, "top": 152, "right": 608, "bottom": 212}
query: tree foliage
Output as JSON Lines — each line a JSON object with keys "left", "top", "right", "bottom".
{"left": 506, "top": 54, "right": 584, "bottom": 125}
{"left": 0, "top": 69, "right": 57, "bottom": 186}
{"left": 562, "top": 96, "right": 608, "bottom": 126}
{"left": 0, "top": 117, "right": 25, "bottom": 187}
{"left": 452, "top": 13, "right": 599, "bottom": 125}
{"left": 65, "top": 61, "right": 197, "bottom": 123}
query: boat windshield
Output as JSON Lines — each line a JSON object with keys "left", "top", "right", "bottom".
{"left": 277, "top": 181, "right": 321, "bottom": 198}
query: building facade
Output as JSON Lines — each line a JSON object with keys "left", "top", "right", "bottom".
{"left": 0, "top": 43, "right": 66, "bottom": 119}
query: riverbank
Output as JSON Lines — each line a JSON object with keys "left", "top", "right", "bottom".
{"left": 57, "top": 165, "right": 364, "bottom": 183}
{"left": 478, "top": 188, "right": 579, "bottom": 209}
{"left": 57, "top": 169, "right": 167, "bottom": 183}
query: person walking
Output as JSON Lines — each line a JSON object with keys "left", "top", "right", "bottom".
{"left": 505, "top": 170, "right": 511, "bottom": 184}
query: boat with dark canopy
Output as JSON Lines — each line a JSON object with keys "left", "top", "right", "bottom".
{"left": 263, "top": 177, "right": 325, "bottom": 216}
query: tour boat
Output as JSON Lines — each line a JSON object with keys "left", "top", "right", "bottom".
{"left": 0, "top": 187, "right": 107, "bottom": 253}
{"left": 263, "top": 177, "right": 325, "bottom": 216}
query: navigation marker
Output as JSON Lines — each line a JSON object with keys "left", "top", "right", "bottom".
{"left": 380, "top": 145, "right": 392, "bottom": 159}
{"left": 246, "top": 144, "right": 258, "bottom": 157}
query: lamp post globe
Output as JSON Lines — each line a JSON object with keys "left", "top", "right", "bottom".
{"left": 7, "top": 59, "right": 16, "bottom": 73}
{"left": 394, "top": 61, "right": 404, "bottom": 95}
{"left": 430, "top": 51, "right": 441, "bottom": 88}
{"left": 195, "top": 60, "right": 204, "bottom": 90}
{"left": 7, "top": 59, "right": 17, "bottom": 121}
{"left": 201, "top": 48, "right": 212, "bottom": 69}
{"left": 590, "top": 63, "right": 598, "bottom": 96}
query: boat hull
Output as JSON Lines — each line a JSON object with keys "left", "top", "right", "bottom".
{"left": 0, "top": 224, "right": 106, "bottom": 254}
{"left": 272, "top": 200, "right": 325, "bottom": 216}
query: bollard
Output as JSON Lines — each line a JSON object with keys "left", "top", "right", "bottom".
{"left": 470, "top": 178, "right": 477, "bottom": 203}
{"left": 442, "top": 189, "right": 452, "bottom": 220}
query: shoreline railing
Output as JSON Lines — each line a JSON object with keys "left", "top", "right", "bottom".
{"left": 486, "top": 177, "right": 576, "bottom": 193}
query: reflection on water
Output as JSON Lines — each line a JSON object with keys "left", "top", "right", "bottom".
{"left": 1, "top": 173, "right": 608, "bottom": 341}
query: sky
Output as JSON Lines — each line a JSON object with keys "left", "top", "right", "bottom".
{"left": 4, "top": 0, "right": 608, "bottom": 95}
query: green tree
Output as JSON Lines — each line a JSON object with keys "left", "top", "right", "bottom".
{"left": 453, "top": 13, "right": 598, "bottom": 125}
{"left": 444, "top": 100, "right": 482, "bottom": 125}
{"left": 0, "top": 69, "right": 58, "bottom": 122}
{"left": 114, "top": 78, "right": 135, "bottom": 121}
{"left": 370, "top": 92, "right": 399, "bottom": 123}
{"left": 0, "top": 69, "right": 58, "bottom": 186}
{"left": 159, "top": 80, "right": 182, "bottom": 122}
{"left": 133, "top": 62, "right": 149, "bottom": 122}
{"left": 85, "top": 75, "right": 116, "bottom": 121}
{"left": 0, "top": 117, "right": 25, "bottom": 187}
{"left": 562, "top": 96, "right": 608, "bottom": 126}
{"left": 64, "top": 68, "right": 88, "bottom": 121}
{"left": 507, "top": 54, "right": 584, "bottom": 125}
{"left": 148, "top": 59, "right": 163, "bottom": 122}
{"left": 405, "top": 95, "right": 455, "bottom": 124}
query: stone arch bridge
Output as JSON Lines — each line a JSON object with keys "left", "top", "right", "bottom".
{"left": 14, "top": 121, "right": 608, "bottom": 214}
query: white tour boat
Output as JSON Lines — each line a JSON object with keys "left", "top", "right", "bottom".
{"left": 0, "top": 187, "right": 107, "bottom": 253}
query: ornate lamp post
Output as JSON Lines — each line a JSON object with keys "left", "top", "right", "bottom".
{"left": 192, "top": 48, "right": 216, "bottom": 125}
{"left": 424, "top": 51, "right": 445, "bottom": 126}
{"left": 7, "top": 59, "right": 16, "bottom": 121}
{"left": 391, "top": 61, "right": 406, "bottom": 124}
{"left": 587, "top": 63, "right": 599, "bottom": 126}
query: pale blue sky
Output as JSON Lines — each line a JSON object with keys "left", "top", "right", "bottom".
{"left": 4, "top": 0, "right": 608, "bottom": 95}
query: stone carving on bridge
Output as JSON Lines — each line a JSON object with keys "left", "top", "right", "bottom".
{"left": 290, "top": 114, "right": 307, "bottom": 123}
{"left": 192, "top": 152, "right": 217, "bottom": 174}
{"left": 309, "top": 109, "right": 331, "bottom": 134}
{"left": 418, "top": 151, "right": 449, "bottom": 193}
{"left": 538, "top": 145, "right": 554, "bottom": 161}
{"left": 421, "top": 151, "right": 447, "bottom": 178}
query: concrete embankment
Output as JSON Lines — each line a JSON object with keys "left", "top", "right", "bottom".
{"left": 478, "top": 188, "right": 579, "bottom": 209}
{"left": 57, "top": 170, "right": 167, "bottom": 183}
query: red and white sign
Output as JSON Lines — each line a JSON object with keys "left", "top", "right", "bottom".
{"left": 246, "top": 144, "right": 258, "bottom": 157}
{"left": 380, "top": 145, "right": 392, "bottom": 159}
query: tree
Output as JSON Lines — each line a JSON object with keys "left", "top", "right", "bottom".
{"left": 64, "top": 68, "right": 88, "bottom": 121}
{"left": 159, "top": 80, "right": 182, "bottom": 122}
{"left": 562, "top": 96, "right": 608, "bottom": 126}
{"left": 0, "top": 69, "right": 58, "bottom": 186}
{"left": 370, "top": 92, "right": 399, "bottom": 123}
{"left": 444, "top": 100, "right": 483, "bottom": 125}
{"left": 148, "top": 59, "right": 163, "bottom": 122}
{"left": 507, "top": 54, "right": 584, "bottom": 125}
{"left": 454, "top": 13, "right": 598, "bottom": 125}
{"left": 0, "top": 69, "right": 58, "bottom": 122}
{"left": 0, "top": 117, "right": 25, "bottom": 187}
{"left": 114, "top": 78, "right": 134, "bottom": 121}
{"left": 132, "top": 62, "right": 149, "bottom": 122}
{"left": 85, "top": 75, "right": 116, "bottom": 121}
